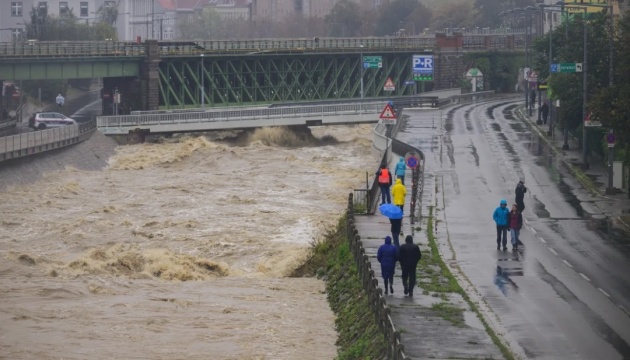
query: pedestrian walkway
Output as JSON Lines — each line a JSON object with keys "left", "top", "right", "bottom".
{"left": 521, "top": 108, "right": 630, "bottom": 232}
{"left": 354, "top": 165, "right": 505, "bottom": 359}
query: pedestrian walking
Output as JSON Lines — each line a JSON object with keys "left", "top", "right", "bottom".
{"left": 541, "top": 101, "right": 549, "bottom": 125}
{"left": 391, "top": 178, "right": 406, "bottom": 212}
{"left": 376, "top": 163, "right": 392, "bottom": 205}
{"left": 493, "top": 199, "right": 510, "bottom": 251}
{"left": 394, "top": 156, "right": 407, "bottom": 185}
{"left": 56, "top": 93, "right": 65, "bottom": 110}
{"left": 515, "top": 181, "right": 527, "bottom": 213}
{"left": 389, "top": 216, "right": 402, "bottom": 248}
{"left": 508, "top": 204, "right": 523, "bottom": 251}
{"left": 377, "top": 236, "right": 398, "bottom": 295}
{"left": 399, "top": 235, "right": 421, "bottom": 297}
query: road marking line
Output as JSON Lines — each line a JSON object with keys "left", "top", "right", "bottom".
{"left": 524, "top": 218, "right": 529, "bottom": 224}
{"left": 579, "top": 273, "right": 591, "bottom": 282}
{"left": 618, "top": 305, "right": 630, "bottom": 317}
{"left": 530, "top": 228, "right": 537, "bottom": 235}
{"left": 598, "top": 288, "right": 611, "bottom": 298}
{"left": 548, "top": 248, "right": 558, "bottom": 256}
{"left": 539, "top": 237, "right": 546, "bottom": 244}
{"left": 562, "top": 260, "right": 573, "bottom": 268}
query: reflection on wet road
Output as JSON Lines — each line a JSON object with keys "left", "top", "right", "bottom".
{"left": 398, "top": 100, "right": 630, "bottom": 359}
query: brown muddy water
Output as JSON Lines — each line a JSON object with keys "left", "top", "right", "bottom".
{"left": 0, "top": 125, "right": 377, "bottom": 359}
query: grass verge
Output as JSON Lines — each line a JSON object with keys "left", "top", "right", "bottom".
{"left": 425, "top": 206, "right": 516, "bottom": 360}
{"left": 292, "top": 215, "right": 387, "bottom": 360}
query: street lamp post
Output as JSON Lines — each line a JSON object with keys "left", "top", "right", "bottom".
{"left": 200, "top": 53, "right": 205, "bottom": 109}
{"left": 360, "top": 44, "right": 364, "bottom": 99}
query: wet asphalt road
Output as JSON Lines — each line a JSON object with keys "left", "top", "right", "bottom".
{"left": 397, "top": 100, "right": 630, "bottom": 360}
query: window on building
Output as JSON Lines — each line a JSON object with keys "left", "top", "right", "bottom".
{"left": 104, "top": 1, "right": 116, "bottom": 8}
{"left": 11, "top": 2, "right": 23, "bottom": 16}
{"left": 11, "top": 28, "right": 23, "bottom": 41}
{"left": 59, "top": 2, "right": 69, "bottom": 15}
{"left": 80, "top": 2, "right": 88, "bottom": 17}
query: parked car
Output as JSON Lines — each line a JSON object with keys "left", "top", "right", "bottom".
{"left": 29, "top": 112, "right": 77, "bottom": 130}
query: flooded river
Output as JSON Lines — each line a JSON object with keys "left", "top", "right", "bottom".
{"left": 0, "top": 125, "right": 377, "bottom": 359}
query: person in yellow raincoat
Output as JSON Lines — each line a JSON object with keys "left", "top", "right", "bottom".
{"left": 391, "top": 178, "right": 406, "bottom": 212}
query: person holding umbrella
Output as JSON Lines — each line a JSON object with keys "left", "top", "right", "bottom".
{"left": 379, "top": 204, "right": 403, "bottom": 247}
{"left": 377, "top": 236, "right": 398, "bottom": 295}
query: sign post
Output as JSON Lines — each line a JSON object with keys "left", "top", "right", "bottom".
{"left": 465, "top": 68, "right": 484, "bottom": 92}
{"left": 606, "top": 130, "right": 616, "bottom": 194}
{"left": 412, "top": 55, "right": 433, "bottom": 82}
{"left": 363, "top": 56, "right": 383, "bottom": 69}
{"left": 384, "top": 77, "right": 395, "bottom": 92}
{"left": 550, "top": 63, "right": 583, "bottom": 73}
{"left": 404, "top": 152, "right": 421, "bottom": 169}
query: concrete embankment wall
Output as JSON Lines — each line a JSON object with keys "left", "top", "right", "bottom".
{"left": 0, "top": 131, "right": 116, "bottom": 193}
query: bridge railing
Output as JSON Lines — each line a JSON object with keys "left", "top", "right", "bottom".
{"left": 0, "top": 41, "right": 146, "bottom": 58}
{"left": 159, "top": 36, "right": 436, "bottom": 55}
{"left": 98, "top": 102, "right": 387, "bottom": 130}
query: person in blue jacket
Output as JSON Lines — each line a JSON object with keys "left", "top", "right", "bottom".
{"left": 394, "top": 157, "right": 407, "bottom": 185}
{"left": 493, "top": 199, "right": 510, "bottom": 250}
{"left": 377, "top": 236, "right": 399, "bottom": 295}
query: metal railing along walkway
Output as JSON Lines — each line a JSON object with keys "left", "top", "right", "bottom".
{"left": 0, "top": 120, "right": 96, "bottom": 162}
{"left": 97, "top": 102, "right": 389, "bottom": 135}
{"left": 0, "top": 41, "right": 146, "bottom": 58}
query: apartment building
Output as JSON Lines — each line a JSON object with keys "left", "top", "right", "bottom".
{"left": 250, "top": 0, "right": 385, "bottom": 22}
{"left": 1, "top": 0, "right": 110, "bottom": 42}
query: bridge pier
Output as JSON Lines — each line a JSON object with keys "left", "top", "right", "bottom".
{"left": 141, "top": 40, "right": 160, "bottom": 111}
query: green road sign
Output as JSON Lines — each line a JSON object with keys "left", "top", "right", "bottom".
{"left": 413, "top": 73, "right": 433, "bottom": 81}
{"left": 554, "top": 63, "right": 583, "bottom": 73}
{"left": 363, "top": 56, "right": 382, "bottom": 69}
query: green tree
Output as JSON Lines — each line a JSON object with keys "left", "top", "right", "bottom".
{"left": 374, "top": 0, "right": 432, "bottom": 36}
{"left": 96, "top": 1, "right": 120, "bottom": 26}
{"left": 25, "top": 6, "right": 116, "bottom": 41}
{"left": 178, "top": 8, "right": 225, "bottom": 39}
{"left": 430, "top": 2, "right": 476, "bottom": 31}
{"left": 475, "top": 0, "right": 534, "bottom": 28}
{"left": 325, "top": 0, "right": 363, "bottom": 37}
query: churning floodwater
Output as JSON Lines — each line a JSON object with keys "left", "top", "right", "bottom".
{"left": 0, "top": 125, "right": 377, "bottom": 359}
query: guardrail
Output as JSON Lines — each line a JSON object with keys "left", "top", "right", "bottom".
{"left": 98, "top": 102, "right": 387, "bottom": 133}
{"left": 0, "top": 119, "right": 96, "bottom": 162}
{"left": 346, "top": 193, "right": 407, "bottom": 359}
{"left": 159, "top": 36, "right": 436, "bottom": 56}
{"left": 0, "top": 41, "right": 146, "bottom": 58}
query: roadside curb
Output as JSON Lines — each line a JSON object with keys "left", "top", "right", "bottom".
{"left": 515, "top": 107, "right": 630, "bottom": 233}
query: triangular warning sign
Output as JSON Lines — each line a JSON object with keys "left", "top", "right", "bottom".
{"left": 379, "top": 104, "right": 397, "bottom": 120}
{"left": 384, "top": 78, "right": 395, "bottom": 87}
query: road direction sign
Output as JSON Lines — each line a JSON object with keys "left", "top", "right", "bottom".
{"left": 551, "top": 63, "right": 582, "bottom": 73}
{"left": 384, "top": 77, "right": 395, "bottom": 91}
{"left": 412, "top": 55, "right": 433, "bottom": 81}
{"left": 404, "top": 80, "right": 415, "bottom": 85}
{"left": 363, "top": 56, "right": 382, "bottom": 69}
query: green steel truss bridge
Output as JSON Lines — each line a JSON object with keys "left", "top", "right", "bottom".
{"left": 0, "top": 32, "right": 526, "bottom": 111}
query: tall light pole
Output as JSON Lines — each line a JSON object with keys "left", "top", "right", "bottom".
{"left": 200, "top": 53, "right": 205, "bottom": 109}
{"left": 360, "top": 44, "right": 364, "bottom": 99}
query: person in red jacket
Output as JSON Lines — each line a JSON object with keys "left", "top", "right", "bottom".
{"left": 376, "top": 163, "right": 392, "bottom": 205}
{"left": 508, "top": 204, "right": 523, "bottom": 251}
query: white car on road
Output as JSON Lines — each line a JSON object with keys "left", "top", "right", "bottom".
{"left": 29, "top": 112, "right": 77, "bottom": 130}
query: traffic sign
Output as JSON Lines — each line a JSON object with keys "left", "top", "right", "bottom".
{"left": 384, "top": 77, "right": 395, "bottom": 91}
{"left": 607, "top": 132, "right": 616, "bottom": 147}
{"left": 363, "top": 56, "right": 382, "bottom": 69}
{"left": 412, "top": 55, "right": 433, "bottom": 82}
{"left": 404, "top": 80, "right": 415, "bottom": 85}
{"left": 584, "top": 111, "right": 602, "bottom": 127}
{"left": 551, "top": 63, "right": 582, "bottom": 73}
{"left": 404, "top": 152, "right": 421, "bottom": 169}
{"left": 379, "top": 103, "right": 397, "bottom": 120}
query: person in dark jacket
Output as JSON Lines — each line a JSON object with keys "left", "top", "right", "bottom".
{"left": 493, "top": 199, "right": 510, "bottom": 250}
{"left": 376, "top": 163, "right": 392, "bottom": 205}
{"left": 399, "top": 235, "right": 421, "bottom": 296}
{"left": 389, "top": 217, "right": 402, "bottom": 248}
{"left": 515, "top": 181, "right": 527, "bottom": 213}
{"left": 377, "top": 236, "right": 398, "bottom": 295}
{"left": 508, "top": 204, "right": 523, "bottom": 251}
{"left": 540, "top": 101, "right": 549, "bottom": 125}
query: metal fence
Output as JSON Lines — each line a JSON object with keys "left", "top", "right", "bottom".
{"left": 0, "top": 41, "right": 146, "bottom": 58}
{"left": 346, "top": 193, "right": 407, "bottom": 359}
{"left": 0, "top": 120, "right": 96, "bottom": 162}
{"left": 98, "top": 102, "right": 386, "bottom": 131}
